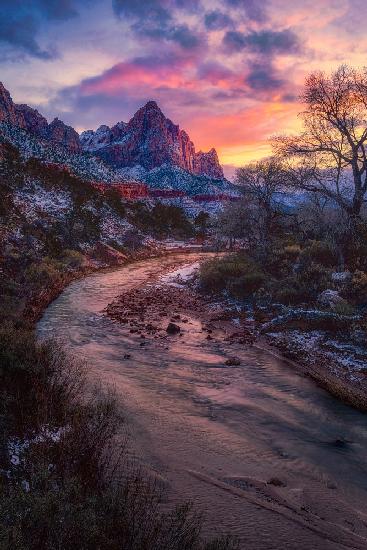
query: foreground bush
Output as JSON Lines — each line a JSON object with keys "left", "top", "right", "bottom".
{"left": 0, "top": 326, "right": 237, "bottom": 550}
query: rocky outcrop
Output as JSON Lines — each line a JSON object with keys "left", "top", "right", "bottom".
{"left": 80, "top": 100, "right": 223, "bottom": 178}
{"left": 0, "top": 82, "right": 81, "bottom": 153}
{"left": 16, "top": 104, "right": 49, "bottom": 139}
{"left": 48, "top": 118, "right": 81, "bottom": 154}
{"left": 0, "top": 82, "right": 26, "bottom": 128}
{"left": 193, "top": 148, "right": 224, "bottom": 179}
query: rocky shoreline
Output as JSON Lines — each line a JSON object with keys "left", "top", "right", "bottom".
{"left": 265, "top": 332, "right": 367, "bottom": 412}
{"left": 25, "top": 243, "right": 201, "bottom": 324}
{"left": 105, "top": 263, "right": 367, "bottom": 413}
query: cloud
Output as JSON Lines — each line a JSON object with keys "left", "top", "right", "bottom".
{"left": 0, "top": 13, "right": 54, "bottom": 60}
{"left": 222, "top": 0, "right": 269, "bottom": 22}
{"left": 158, "top": 24, "right": 202, "bottom": 49}
{"left": 197, "top": 61, "right": 235, "bottom": 84}
{"left": 204, "top": 10, "right": 233, "bottom": 31}
{"left": 0, "top": 0, "right": 87, "bottom": 60}
{"left": 36, "top": 0, "right": 80, "bottom": 21}
{"left": 246, "top": 61, "right": 285, "bottom": 91}
{"left": 112, "top": 0, "right": 203, "bottom": 50}
{"left": 223, "top": 31, "right": 247, "bottom": 52}
{"left": 112, "top": 0, "right": 172, "bottom": 27}
{"left": 223, "top": 29, "right": 300, "bottom": 55}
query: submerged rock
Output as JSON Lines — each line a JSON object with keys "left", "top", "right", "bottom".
{"left": 225, "top": 357, "right": 241, "bottom": 366}
{"left": 166, "top": 322, "right": 181, "bottom": 334}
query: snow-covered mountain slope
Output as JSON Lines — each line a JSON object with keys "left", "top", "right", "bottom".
{"left": 0, "top": 81, "right": 240, "bottom": 213}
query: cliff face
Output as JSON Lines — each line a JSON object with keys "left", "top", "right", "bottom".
{"left": 80, "top": 101, "right": 224, "bottom": 178}
{"left": 0, "top": 83, "right": 26, "bottom": 128}
{"left": 16, "top": 104, "right": 49, "bottom": 139}
{"left": 193, "top": 148, "right": 224, "bottom": 179}
{"left": 48, "top": 118, "right": 82, "bottom": 153}
{"left": 0, "top": 82, "right": 81, "bottom": 153}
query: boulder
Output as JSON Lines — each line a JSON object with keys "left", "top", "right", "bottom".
{"left": 0, "top": 82, "right": 26, "bottom": 128}
{"left": 331, "top": 271, "right": 351, "bottom": 284}
{"left": 48, "top": 117, "right": 82, "bottom": 153}
{"left": 318, "top": 289, "right": 345, "bottom": 308}
{"left": 166, "top": 322, "right": 181, "bottom": 334}
{"left": 225, "top": 357, "right": 241, "bottom": 366}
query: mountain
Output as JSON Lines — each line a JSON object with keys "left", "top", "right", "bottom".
{"left": 0, "top": 82, "right": 240, "bottom": 213}
{"left": 0, "top": 82, "right": 81, "bottom": 153}
{"left": 0, "top": 82, "right": 26, "bottom": 128}
{"left": 80, "top": 100, "right": 224, "bottom": 179}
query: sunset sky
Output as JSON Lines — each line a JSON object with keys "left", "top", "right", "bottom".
{"left": 1, "top": 0, "right": 366, "bottom": 178}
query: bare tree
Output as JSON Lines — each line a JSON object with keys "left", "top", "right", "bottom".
{"left": 274, "top": 65, "right": 367, "bottom": 219}
{"left": 235, "top": 156, "right": 287, "bottom": 257}
{"left": 215, "top": 200, "right": 251, "bottom": 248}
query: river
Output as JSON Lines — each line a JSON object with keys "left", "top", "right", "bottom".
{"left": 37, "top": 253, "right": 367, "bottom": 550}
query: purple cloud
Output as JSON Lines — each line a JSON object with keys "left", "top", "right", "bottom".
{"left": 223, "top": 29, "right": 300, "bottom": 55}
{"left": 204, "top": 10, "right": 233, "bottom": 31}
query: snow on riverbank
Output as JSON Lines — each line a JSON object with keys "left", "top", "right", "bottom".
{"left": 159, "top": 262, "right": 201, "bottom": 287}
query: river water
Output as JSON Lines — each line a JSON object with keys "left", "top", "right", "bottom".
{"left": 37, "top": 253, "right": 367, "bottom": 550}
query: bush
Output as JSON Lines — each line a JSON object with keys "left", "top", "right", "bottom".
{"left": 273, "top": 280, "right": 310, "bottom": 305}
{"left": 200, "top": 254, "right": 265, "bottom": 299}
{"left": 129, "top": 202, "right": 194, "bottom": 239}
{"left": 104, "top": 187, "right": 126, "bottom": 218}
{"left": 332, "top": 302, "right": 357, "bottom": 316}
{"left": 24, "top": 258, "right": 63, "bottom": 290}
{"left": 0, "top": 327, "right": 237, "bottom": 550}
{"left": 297, "top": 262, "right": 330, "bottom": 297}
{"left": 347, "top": 270, "right": 367, "bottom": 305}
{"left": 227, "top": 271, "right": 266, "bottom": 299}
{"left": 300, "top": 240, "right": 338, "bottom": 268}
{"left": 59, "top": 249, "right": 87, "bottom": 270}
{"left": 283, "top": 244, "right": 301, "bottom": 259}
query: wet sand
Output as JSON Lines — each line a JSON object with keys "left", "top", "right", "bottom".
{"left": 38, "top": 253, "right": 367, "bottom": 549}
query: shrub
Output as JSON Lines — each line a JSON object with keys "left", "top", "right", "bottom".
{"left": 283, "top": 244, "right": 301, "bottom": 259}
{"left": 300, "top": 240, "right": 338, "bottom": 268}
{"left": 227, "top": 271, "right": 266, "bottom": 299}
{"left": 297, "top": 262, "right": 330, "bottom": 297}
{"left": 59, "top": 249, "right": 87, "bottom": 270}
{"left": 129, "top": 202, "right": 194, "bottom": 238}
{"left": 332, "top": 302, "right": 357, "bottom": 316}
{"left": 200, "top": 254, "right": 266, "bottom": 299}
{"left": 0, "top": 327, "right": 237, "bottom": 550}
{"left": 24, "top": 258, "right": 63, "bottom": 290}
{"left": 273, "top": 281, "right": 309, "bottom": 305}
{"left": 346, "top": 270, "right": 367, "bottom": 305}
{"left": 104, "top": 187, "right": 126, "bottom": 218}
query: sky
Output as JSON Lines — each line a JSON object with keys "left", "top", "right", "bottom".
{"left": 0, "top": 0, "right": 366, "bottom": 179}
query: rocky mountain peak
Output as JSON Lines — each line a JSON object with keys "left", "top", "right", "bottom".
{"left": 16, "top": 104, "right": 49, "bottom": 139}
{"left": 48, "top": 117, "right": 82, "bottom": 153}
{"left": 0, "top": 82, "right": 26, "bottom": 128}
{"left": 83, "top": 100, "right": 224, "bottom": 179}
{"left": 193, "top": 148, "right": 224, "bottom": 179}
{"left": 0, "top": 82, "right": 82, "bottom": 154}
{"left": 0, "top": 81, "right": 224, "bottom": 180}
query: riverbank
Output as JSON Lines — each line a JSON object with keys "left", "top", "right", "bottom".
{"left": 24, "top": 241, "right": 204, "bottom": 323}
{"left": 264, "top": 331, "right": 367, "bottom": 412}
{"left": 105, "top": 262, "right": 367, "bottom": 412}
